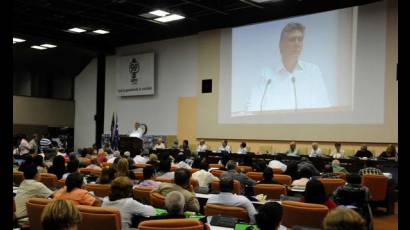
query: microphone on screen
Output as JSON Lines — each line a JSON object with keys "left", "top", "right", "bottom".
{"left": 291, "top": 76, "right": 298, "bottom": 110}
{"left": 260, "top": 78, "right": 271, "bottom": 111}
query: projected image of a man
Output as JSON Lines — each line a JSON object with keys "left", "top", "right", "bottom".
{"left": 246, "top": 22, "right": 330, "bottom": 112}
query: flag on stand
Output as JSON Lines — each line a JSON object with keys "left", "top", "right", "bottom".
{"left": 110, "top": 112, "right": 115, "bottom": 147}
{"left": 113, "top": 113, "right": 120, "bottom": 150}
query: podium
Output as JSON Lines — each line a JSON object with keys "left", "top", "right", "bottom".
{"left": 119, "top": 135, "right": 143, "bottom": 157}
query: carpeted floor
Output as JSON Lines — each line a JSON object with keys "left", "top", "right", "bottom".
{"left": 373, "top": 203, "right": 398, "bottom": 230}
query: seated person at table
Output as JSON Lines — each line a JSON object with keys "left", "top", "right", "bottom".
{"left": 48, "top": 155, "right": 66, "bottom": 180}
{"left": 331, "top": 142, "right": 345, "bottom": 159}
{"left": 173, "top": 153, "right": 192, "bottom": 170}
{"left": 54, "top": 172, "right": 102, "bottom": 206}
{"left": 378, "top": 144, "right": 397, "bottom": 160}
{"left": 156, "top": 168, "right": 200, "bottom": 212}
{"left": 15, "top": 165, "right": 54, "bottom": 219}
{"left": 309, "top": 142, "right": 323, "bottom": 157}
{"left": 164, "top": 191, "right": 187, "bottom": 218}
{"left": 97, "top": 167, "right": 116, "bottom": 184}
{"left": 181, "top": 139, "right": 191, "bottom": 154}
{"left": 207, "top": 174, "right": 257, "bottom": 223}
{"left": 224, "top": 160, "right": 256, "bottom": 194}
{"left": 218, "top": 139, "right": 232, "bottom": 153}
{"left": 102, "top": 177, "right": 156, "bottom": 229}
{"left": 116, "top": 158, "right": 137, "bottom": 181}
{"left": 255, "top": 202, "right": 285, "bottom": 230}
{"left": 136, "top": 165, "right": 161, "bottom": 187}
{"left": 301, "top": 179, "right": 337, "bottom": 210}
{"left": 258, "top": 167, "right": 282, "bottom": 185}
{"left": 323, "top": 207, "right": 366, "bottom": 230}
{"left": 286, "top": 141, "right": 299, "bottom": 156}
{"left": 41, "top": 200, "right": 82, "bottom": 230}
{"left": 331, "top": 160, "right": 348, "bottom": 174}
{"left": 171, "top": 140, "right": 179, "bottom": 149}
{"left": 268, "top": 155, "right": 287, "bottom": 173}
{"left": 358, "top": 161, "right": 383, "bottom": 176}
{"left": 192, "top": 159, "right": 219, "bottom": 193}
{"left": 196, "top": 139, "right": 208, "bottom": 152}
{"left": 237, "top": 142, "right": 248, "bottom": 154}
{"left": 354, "top": 145, "right": 373, "bottom": 158}
{"left": 156, "top": 157, "right": 174, "bottom": 179}
{"left": 153, "top": 138, "right": 166, "bottom": 150}
{"left": 291, "top": 168, "right": 312, "bottom": 188}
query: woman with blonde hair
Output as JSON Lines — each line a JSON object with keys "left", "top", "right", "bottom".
{"left": 41, "top": 199, "right": 82, "bottom": 230}
{"left": 116, "top": 158, "right": 137, "bottom": 181}
{"left": 323, "top": 207, "right": 366, "bottom": 230}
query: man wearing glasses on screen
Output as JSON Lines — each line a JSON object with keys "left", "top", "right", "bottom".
{"left": 246, "top": 22, "right": 330, "bottom": 112}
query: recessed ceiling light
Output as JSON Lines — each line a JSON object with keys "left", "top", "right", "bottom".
{"left": 31, "top": 45, "right": 47, "bottom": 50}
{"left": 92, "top": 29, "right": 110, "bottom": 34}
{"left": 154, "top": 14, "right": 185, "bottom": 23}
{"left": 68, "top": 27, "right": 86, "bottom": 33}
{"left": 13, "top": 37, "right": 26, "bottom": 43}
{"left": 40, "top": 44, "right": 57, "bottom": 48}
{"left": 149, "top": 10, "right": 170, "bottom": 17}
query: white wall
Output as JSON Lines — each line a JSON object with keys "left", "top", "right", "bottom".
{"left": 104, "top": 35, "right": 198, "bottom": 135}
{"left": 74, "top": 59, "right": 97, "bottom": 149}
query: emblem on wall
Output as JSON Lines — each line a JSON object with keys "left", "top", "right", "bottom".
{"left": 129, "top": 58, "right": 140, "bottom": 85}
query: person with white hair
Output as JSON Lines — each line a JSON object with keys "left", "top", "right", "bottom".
{"left": 309, "top": 142, "right": 322, "bottom": 157}
{"left": 331, "top": 160, "right": 348, "bottom": 173}
{"left": 153, "top": 138, "right": 166, "bottom": 150}
{"left": 107, "top": 150, "right": 121, "bottom": 164}
{"left": 133, "top": 151, "right": 149, "bottom": 164}
{"left": 164, "top": 191, "right": 186, "bottom": 218}
{"left": 196, "top": 139, "right": 208, "bottom": 152}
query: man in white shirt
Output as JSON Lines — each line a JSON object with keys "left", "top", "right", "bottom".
{"left": 309, "top": 142, "right": 322, "bottom": 157}
{"left": 19, "top": 135, "right": 30, "bottom": 156}
{"left": 247, "top": 22, "right": 330, "bottom": 112}
{"left": 196, "top": 139, "right": 208, "bottom": 152}
{"left": 129, "top": 122, "right": 144, "bottom": 139}
{"left": 331, "top": 142, "right": 345, "bottom": 159}
{"left": 217, "top": 139, "right": 232, "bottom": 153}
{"left": 192, "top": 159, "right": 219, "bottom": 193}
{"left": 15, "top": 165, "right": 54, "bottom": 219}
{"left": 107, "top": 151, "right": 121, "bottom": 164}
{"left": 237, "top": 142, "right": 248, "bottom": 154}
{"left": 286, "top": 141, "right": 299, "bottom": 156}
{"left": 207, "top": 174, "right": 257, "bottom": 223}
{"left": 28, "top": 134, "right": 39, "bottom": 153}
{"left": 153, "top": 138, "right": 166, "bottom": 150}
{"left": 133, "top": 152, "right": 148, "bottom": 164}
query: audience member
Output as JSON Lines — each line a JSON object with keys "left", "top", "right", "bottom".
{"left": 286, "top": 141, "right": 299, "bottom": 156}
{"left": 54, "top": 172, "right": 101, "bottom": 206}
{"left": 323, "top": 207, "right": 366, "bottom": 230}
{"left": 331, "top": 143, "right": 345, "bottom": 159}
{"left": 309, "top": 142, "right": 323, "bottom": 157}
{"left": 15, "top": 165, "right": 54, "bottom": 219}
{"left": 97, "top": 167, "right": 116, "bottom": 184}
{"left": 258, "top": 167, "right": 282, "bottom": 184}
{"left": 173, "top": 153, "right": 192, "bottom": 169}
{"left": 331, "top": 160, "right": 348, "bottom": 174}
{"left": 224, "top": 160, "right": 256, "bottom": 194}
{"left": 156, "top": 168, "right": 200, "bottom": 212}
{"left": 116, "top": 158, "right": 137, "bottom": 180}
{"left": 134, "top": 152, "right": 149, "bottom": 164}
{"left": 48, "top": 155, "right": 66, "bottom": 179}
{"left": 255, "top": 202, "right": 284, "bottom": 230}
{"left": 19, "top": 134, "right": 31, "bottom": 156}
{"left": 107, "top": 150, "right": 121, "bottom": 164}
{"left": 164, "top": 191, "right": 186, "bottom": 218}
{"left": 29, "top": 134, "right": 39, "bottom": 154}
{"left": 301, "top": 179, "right": 337, "bottom": 210}
{"left": 102, "top": 177, "right": 156, "bottom": 230}
{"left": 153, "top": 138, "right": 166, "bottom": 150}
{"left": 181, "top": 140, "right": 191, "bottom": 155}
{"left": 41, "top": 200, "right": 82, "bottom": 230}
{"left": 146, "top": 153, "right": 159, "bottom": 169}
{"left": 192, "top": 159, "right": 219, "bottom": 193}
{"left": 34, "top": 154, "right": 48, "bottom": 173}
{"left": 137, "top": 165, "right": 161, "bottom": 187}
{"left": 171, "top": 140, "right": 179, "bottom": 149}
{"left": 321, "top": 164, "right": 339, "bottom": 178}
{"left": 86, "top": 156, "right": 102, "bottom": 170}
{"left": 252, "top": 158, "right": 267, "bottom": 172}
{"left": 354, "top": 145, "right": 373, "bottom": 158}
{"left": 207, "top": 173, "right": 257, "bottom": 223}
{"left": 156, "top": 157, "right": 174, "bottom": 179}
{"left": 297, "top": 157, "right": 320, "bottom": 176}
{"left": 291, "top": 167, "right": 312, "bottom": 188}
{"left": 268, "top": 155, "right": 287, "bottom": 173}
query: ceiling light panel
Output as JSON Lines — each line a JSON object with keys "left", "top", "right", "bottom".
{"left": 31, "top": 45, "right": 47, "bottom": 50}
{"left": 92, "top": 29, "right": 110, "bottom": 34}
{"left": 68, "top": 27, "right": 86, "bottom": 33}
{"left": 149, "top": 10, "right": 170, "bottom": 17}
{"left": 40, "top": 44, "right": 57, "bottom": 48}
{"left": 13, "top": 37, "right": 26, "bottom": 43}
{"left": 154, "top": 14, "right": 185, "bottom": 23}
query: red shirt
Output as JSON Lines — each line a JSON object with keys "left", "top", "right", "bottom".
{"left": 300, "top": 197, "right": 337, "bottom": 210}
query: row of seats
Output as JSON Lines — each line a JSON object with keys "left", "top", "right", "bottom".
{"left": 24, "top": 197, "right": 329, "bottom": 229}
